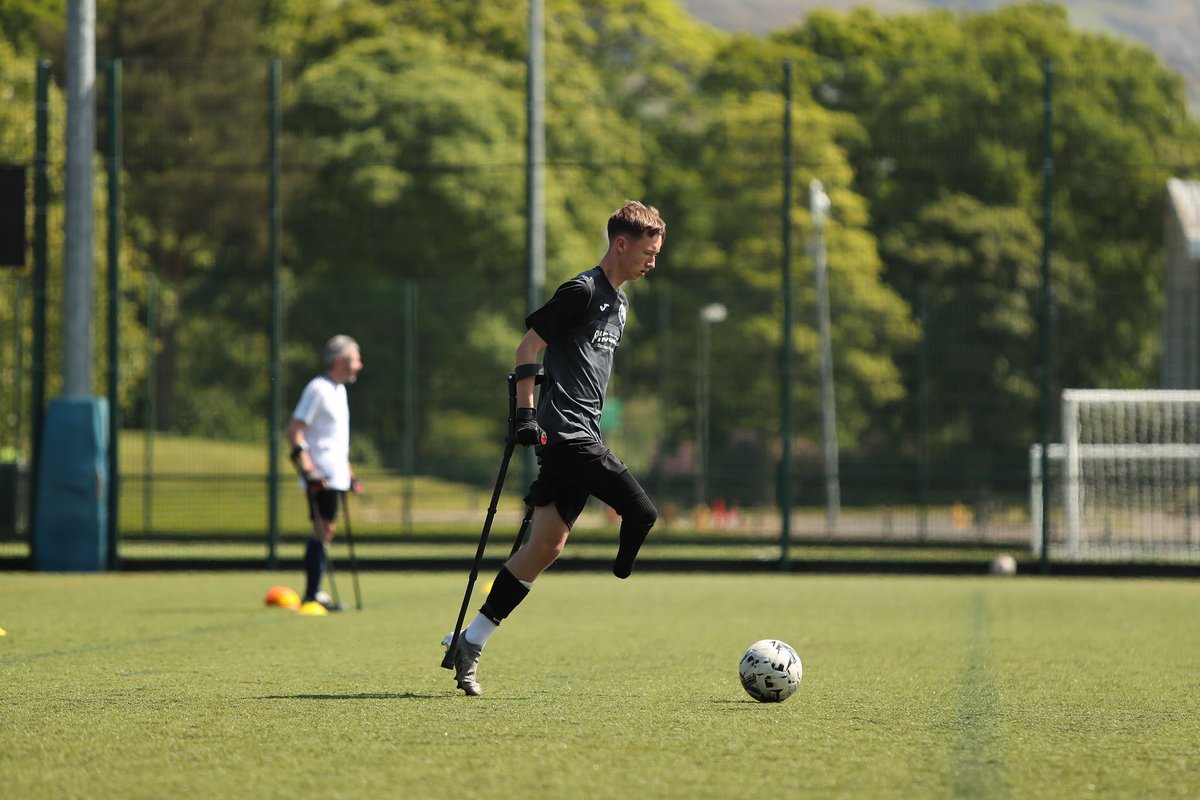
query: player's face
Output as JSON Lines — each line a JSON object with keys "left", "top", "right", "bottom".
{"left": 619, "top": 233, "right": 662, "bottom": 283}
{"left": 337, "top": 347, "right": 363, "bottom": 384}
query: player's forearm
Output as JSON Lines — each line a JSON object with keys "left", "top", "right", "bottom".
{"left": 285, "top": 419, "right": 315, "bottom": 473}
{"left": 515, "top": 378, "right": 537, "bottom": 408}
{"left": 515, "top": 330, "right": 547, "bottom": 408}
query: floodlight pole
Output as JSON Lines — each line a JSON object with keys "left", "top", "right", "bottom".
{"left": 63, "top": 0, "right": 96, "bottom": 396}
{"left": 524, "top": 0, "right": 546, "bottom": 491}
{"left": 106, "top": 59, "right": 121, "bottom": 569}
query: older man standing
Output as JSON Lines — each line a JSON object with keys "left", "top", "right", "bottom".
{"left": 286, "top": 335, "right": 364, "bottom": 611}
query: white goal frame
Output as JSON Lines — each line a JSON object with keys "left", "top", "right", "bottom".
{"left": 1032, "top": 389, "right": 1200, "bottom": 561}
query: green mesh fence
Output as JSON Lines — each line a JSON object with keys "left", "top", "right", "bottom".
{"left": 4, "top": 49, "right": 1199, "bottom": 568}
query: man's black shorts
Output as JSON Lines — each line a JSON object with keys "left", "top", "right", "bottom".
{"left": 524, "top": 440, "right": 631, "bottom": 529}
{"left": 306, "top": 489, "right": 342, "bottom": 522}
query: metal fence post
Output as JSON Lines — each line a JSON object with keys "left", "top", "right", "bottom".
{"left": 29, "top": 59, "right": 51, "bottom": 565}
{"left": 1039, "top": 59, "right": 1055, "bottom": 575}
{"left": 106, "top": 58, "right": 121, "bottom": 569}
{"left": 779, "top": 59, "right": 794, "bottom": 569}
{"left": 268, "top": 60, "right": 282, "bottom": 568}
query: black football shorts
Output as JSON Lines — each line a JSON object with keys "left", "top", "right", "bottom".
{"left": 306, "top": 488, "right": 341, "bottom": 522}
{"left": 524, "top": 440, "right": 636, "bottom": 528}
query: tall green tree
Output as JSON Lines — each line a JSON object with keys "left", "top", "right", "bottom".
{"left": 0, "top": 0, "right": 65, "bottom": 57}
{"left": 623, "top": 36, "right": 919, "bottom": 500}
{"left": 880, "top": 193, "right": 1087, "bottom": 477}
{"left": 99, "top": 0, "right": 276, "bottom": 440}
{"left": 283, "top": 30, "right": 530, "bottom": 474}
{"left": 271, "top": 0, "right": 724, "bottom": 475}
{"left": 791, "top": 2, "right": 1200, "bottom": 472}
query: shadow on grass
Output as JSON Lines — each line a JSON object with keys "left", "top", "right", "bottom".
{"left": 256, "top": 692, "right": 442, "bottom": 701}
{"left": 711, "top": 699, "right": 775, "bottom": 707}
{"left": 141, "top": 608, "right": 270, "bottom": 615}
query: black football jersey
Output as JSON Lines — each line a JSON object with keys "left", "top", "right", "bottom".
{"left": 525, "top": 267, "right": 627, "bottom": 443}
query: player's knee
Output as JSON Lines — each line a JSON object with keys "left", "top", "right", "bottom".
{"left": 528, "top": 527, "right": 568, "bottom": 565}
{"left": 538, "top": 536, "right": 566, "bottom": 563}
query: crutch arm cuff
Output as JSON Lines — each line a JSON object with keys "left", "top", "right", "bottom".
{"left": 513, "top": 363, "right": 544, "bottom": 383}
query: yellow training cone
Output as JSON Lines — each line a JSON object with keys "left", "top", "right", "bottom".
{"left": 298, "top": 601, "right": 329, "bottom": 616}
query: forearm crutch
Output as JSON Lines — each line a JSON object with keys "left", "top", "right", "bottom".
{"left": 341, "top": 492, "right": 363, "bottom": 611}
{"left": 441, "top": 368, "right": 541, "bottom": 669}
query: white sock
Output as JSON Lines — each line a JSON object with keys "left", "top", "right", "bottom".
{"left": 463, "top": 614, "right": 498, "bottom": 647}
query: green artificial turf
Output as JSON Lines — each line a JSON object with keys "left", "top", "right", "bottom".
{"left": 1, "top": 572, "right": 1197, "bottom": 798}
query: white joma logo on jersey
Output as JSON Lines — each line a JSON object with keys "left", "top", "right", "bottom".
{"left": 599, "top": 303, "right": 610, "bottom": 311}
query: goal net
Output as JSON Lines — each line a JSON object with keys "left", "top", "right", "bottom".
{"left": 1030, "top": 389, "right": 1200, "bottom": 561}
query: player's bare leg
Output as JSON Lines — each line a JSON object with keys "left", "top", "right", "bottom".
{"left": 506, "top": 504, "right": 570, "bottom": 582}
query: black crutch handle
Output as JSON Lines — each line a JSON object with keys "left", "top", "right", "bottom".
{"left": 341, "top": 493, "right": 363, "bottom": 611}
{"left": 506, "top": 366, "right": 545, "bottom": 445}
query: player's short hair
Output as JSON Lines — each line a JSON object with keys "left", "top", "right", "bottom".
{"left": 323, "top": 335, "right": 359, "bottom": 368}
{"left": 607, "top": 200, "right": 665, "bottom": 242}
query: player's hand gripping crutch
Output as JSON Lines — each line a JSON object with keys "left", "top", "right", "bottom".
{"left": 440, "top": 366, "right": 544, "bottom": 670}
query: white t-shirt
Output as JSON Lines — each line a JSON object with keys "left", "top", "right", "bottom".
{"left": 291, "top": 375, "right": 351, "bottom": 491}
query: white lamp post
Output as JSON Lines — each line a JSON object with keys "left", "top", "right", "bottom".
{"left": 696, "top": 302, "right": 728, "bottom": 508}
{"left": 810, "top": 180, "right": 840, "bottom": 532}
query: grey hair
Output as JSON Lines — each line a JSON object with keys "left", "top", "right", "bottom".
{"left": 323, "top": 335, "right": 359, "bottom": 368}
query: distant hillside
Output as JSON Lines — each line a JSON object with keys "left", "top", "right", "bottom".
{"left": 680, "top": 0, "right": 1200, "bottom": 113}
